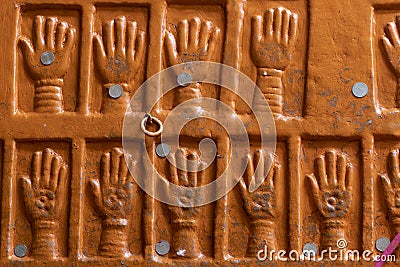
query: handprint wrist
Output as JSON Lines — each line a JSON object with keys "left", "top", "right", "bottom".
{"left": 254, "top": 68, "right": 283, "bottom": 115}
{"left": 248, "top": 219, "right": 277, "bottom": 254}
{"left": 99, "top": 218, "right": 129, "bottom": 257}
{"left": 321, "top": 219, "right": 346, "bottom": 249}
{"left": 34, "top": 79, "right": 64, "bottom": 113}
{"left": 31, "top": 221, "right": 59, "bottom": 257}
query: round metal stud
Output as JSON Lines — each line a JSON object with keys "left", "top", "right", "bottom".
{"left": 302, "top": 242, "right": 318, "bottom": 257}
{"left": 376, "top": 237, "right": 391, "bottom": 252}
{"left": 109, "top": 84, "right": 123, "bottom": 99}
{"left": 156, "top": 143, "right": 171, "bottom": 158}
{"left": 155, "top": 240, "right": 170, "bottom": 256}
{"left": 14, "top": 244, "right": 27, "bottom": 258}
{"left": 177, "top": 72, "right": 192, "bottom": 87}
{"left": 40, "top": 51, "right": 55, "bottom": 66}
{"left": 352, "top": 82, "right": 368, "bottom": 98}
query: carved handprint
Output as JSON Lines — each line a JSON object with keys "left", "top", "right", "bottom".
{"left": 164, "top": 17, "right": 220, "bottom": 66}
{"left": 380, "top": 149, "right": 400, "bottom": 233}
{"left": 89, "top": 147, "right": 134, "bottom": 257}
{"left": 18, "top": 16, "right": 76, "bottom": 113}
{"left": 19, "top": 16, "right": 76, "bottom": 81}
{"left": 93, "top": 16, "right": 145, "bottom": 85}
{"left": 306, "top": 150, "right": 353, "bottom": 219}
{"left": 167, "top": 148, "right": 204, "bottom": 259}
{"left": 381, "top": 16, "right": 400, "bottom": 107}
{"left": 239, "top": 150, "right": 280, "bottom": 255}
{"left": 239, "top": 150, "right": 280, "bottom": 221}
{"left": 306, "top": 150, "right": 353, "bottom": 249}
{"left": 382, "top": 16, "right": 400, "bottom": 76}
{"left": 251, "top": 7, "right": 298, "bottom": 70}
{"left": 20, "top": 148, "right": 68, "bottom": 258}
{"left": 93, "top": 16, "right": 145, "bottom": 112}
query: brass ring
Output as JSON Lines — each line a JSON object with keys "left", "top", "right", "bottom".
{"left": 141, "top": 114, "right": 163, "bottom": 136}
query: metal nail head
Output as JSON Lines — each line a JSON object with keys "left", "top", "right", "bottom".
{"left": 156, "top": 143, "right": 171, "bottom": 158}
{"left": 155, "top": 240, "right": 170, "bottom": 256}
{"left": 302, "top": 242, "right": 318, "bottom": 257}
{"left": 14, "top": 244, "right": 27, "bottom": 258}
{"left": 177, "top": 72, "right": 192, "bottom": 87}
{"left": 376, "top": 237, "right": 390, "bottom": 252}
{"left": 109, "top": 84, "right": 123, "bottom": 99}
{"left": 352, "top": 82, "right": 368, "bottom": 98}
{"left": 40, "top": 51, "right": 55, "bottom": 66}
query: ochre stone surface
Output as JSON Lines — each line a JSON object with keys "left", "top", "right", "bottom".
{"left": 0, "top": 0, "right": 399, "bottom": 266}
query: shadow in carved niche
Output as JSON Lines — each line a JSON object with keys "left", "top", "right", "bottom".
{"left": 82, "top": 140, "right": 144, "bottom": 259}
{"left": 16, "top": 5, "right": 81, "bottom": 113}
{"left": 237, "top": 0, "right": 309, "bottom": 118}
{"left": 91, "top": 5, "right": 149, "bottom": 114}
{"left": 13, "top": 141, "right": 71, "bottom": 259}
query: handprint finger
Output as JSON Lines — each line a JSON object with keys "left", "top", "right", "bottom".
{"left": 253, "top": 150, "right": 265, "bottom": 189}
{"left": 176, "top": 148, "right": 188, "bottom": 186}
{"left": 207, "top": 27, "right": 220, "bottom": 60}
{"left": 273, "top": 8, "right": 283, "bottom": 43}
{"left": 45, "top": 17, "right": 57, "bottom": 50}
{"left": 63, "top": 26, "right": 76, "bottom": 53}
{"left": 382, "top": 36, "right": 394, "bottom": 52}
{"left": 33, "top": 16, "right": 45, "bottom": 50}
{"left": 288, "top": 13, "right": 298, "bottom": 49}
{"left": 188, "top": 17, "right": 200, "bottom": 51}
{"left": 389, "top": 149, "right": 400, "bottom": 186}
{"left": 115, "top": 16, "right": 127, "bottom": 59}
{"left": 20, "top": 176, "right": 35, "bottom": 212}
{"left": 187, "top": 152, "right": 199, "bottom": 187}
{"left": 380, "top": 174, "right": 395, "bottom": 206}
{"left": 244, "top": 153, "right": 254, "bottom": 188}
{"left": 315, "top": 155, "right": 328, "bottom": 190}
{"left": 49, "top": 155, "right": 61, "bottom": 192}
{"left": 31, "top": 151, "right": 42, "bottom": 188}
{"left": 89, "top": 179, "right": 105, "bottom": 215}
{"left": 306, "top": 173, "right": 320, "bottom": 205}
{"left": 251, "top": 15, "right": 263, "bottom": 44}
{"left": 177, "top": 19, "right": 188, "bottom": 53}
{"left": 111, "top": 148, "right": 123, "bottom": 185}
{"left": 103, "top": 20, "right": 114, "bottom": 57}
{"left": 101, "top": 152, "right": 110, "bottom": 190}
{"left": 55, "top": 164, "right": 68, "bottom": 214}
{"left": 126, "top": 21, "right": 137, "bottom": 63}
{"left": 134, "top": 31, "right": 145, "bottom": 65}
{"left": 264, "top": 9, "right": 274, "bottom": 42}
{"left": 41, "top": 148, "right": 54, "bottom": 188}
{"left": 281, "top": 9, "right": 290, "bottom": 46}
{"left": 118, "top": 154, "right": 128, "bottom": 186}
{"left": 345, "top": 163, "right": 354, "bottom": 192}
{"left": 55, "top": 22, "right": 68, "bottom": 50}
{"left": 337, "top": 154, "right": 347, "bottom": 190}
{"left": 385, "top": 22, "right": 400, "bottom": 47}
{"left": 199, "top": 20, "right": 212, "bottom": 52}
{"left": 164, "top": 31, "right": 178, "bottom": 66}
{"left": 325, "top": 150, "right": 337, "bottom": 185}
